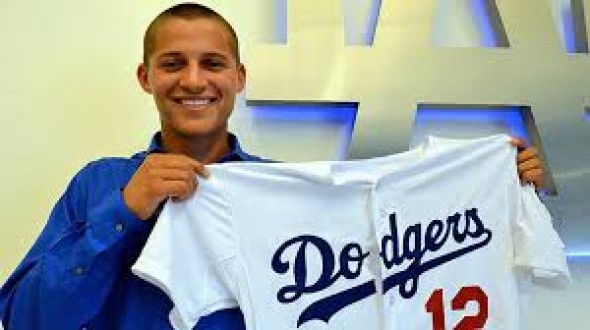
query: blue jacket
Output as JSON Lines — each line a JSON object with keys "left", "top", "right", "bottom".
{"left": 0, "top": 133, "right": 264, "bottom": 329}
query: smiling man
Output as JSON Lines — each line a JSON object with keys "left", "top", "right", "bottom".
{"left": 0, "top": 4, "right": 261, "bottom": 330}
{"left": 126, "top": 8, "right": 250, "bottom": 221}
{"left": 0, "top": 2, "right": 544, "bottom": 330}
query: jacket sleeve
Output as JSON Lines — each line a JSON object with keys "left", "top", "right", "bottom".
{"left": 0, "top": 161, "right": 152, "bottom": 329}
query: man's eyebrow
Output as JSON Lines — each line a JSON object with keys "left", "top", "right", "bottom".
{"left": 155, "top": 51, "right": 230, "bottom": 61}
{"left": 201, "top": 52, "right": 229, "bottom": 60}
{"left": 155, "top": 51, "right": 183, "bottom": 60}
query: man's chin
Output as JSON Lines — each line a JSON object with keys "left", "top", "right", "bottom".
{"left": 174, "top": 125, "right": 227, "bottom": 140}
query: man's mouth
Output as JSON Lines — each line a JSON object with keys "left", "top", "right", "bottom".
{"left": 174, "top": 97, "right": 218, "bottom": 107}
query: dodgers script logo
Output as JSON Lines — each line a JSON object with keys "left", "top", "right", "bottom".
{"left": 271, "top": 208, "right": 492, "bottom": 327}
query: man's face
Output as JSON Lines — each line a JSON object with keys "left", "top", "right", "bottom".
{"left": 137, "top": 17, "right": 245, "bottom": 142}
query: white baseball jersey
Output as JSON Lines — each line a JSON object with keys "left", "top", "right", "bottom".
{"left": 132, "top": 134, "right": 569, "bottom": 330}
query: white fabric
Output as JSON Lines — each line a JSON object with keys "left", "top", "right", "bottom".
{"left": 132, "top": 134, "right": 569, "bottom": 330}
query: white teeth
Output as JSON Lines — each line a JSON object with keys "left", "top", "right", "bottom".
{"left": 181, "top": 99, "right": 211, "bottom": 106}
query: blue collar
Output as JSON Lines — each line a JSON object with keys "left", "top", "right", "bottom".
{"left": 145, "top": 132, "right": 261, "bottom": 163}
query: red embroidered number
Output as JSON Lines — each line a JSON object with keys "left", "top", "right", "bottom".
{"left": 425, "top": 286, "right": 488, "bottom": 330}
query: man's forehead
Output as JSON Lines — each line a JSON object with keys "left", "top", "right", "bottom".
{"left": 150, "top": 17, "right": 233, "bottom": 56}
{"left": 154, "top": 17, "right": 231, "bottom": 44}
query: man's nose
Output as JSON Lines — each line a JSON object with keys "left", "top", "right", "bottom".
{"left": 179, "top": 63, "right": 206, "bottom": 91}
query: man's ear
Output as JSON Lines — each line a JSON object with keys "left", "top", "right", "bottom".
{"left": 137, "top": 63, "right": 153, "bottom": 94}
{"left": 236, "top": 63, "right": 246, "bottom": 93}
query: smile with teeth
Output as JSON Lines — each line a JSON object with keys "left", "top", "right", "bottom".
{"left": 176, "top": 98, "right": 217, "bottom": 107}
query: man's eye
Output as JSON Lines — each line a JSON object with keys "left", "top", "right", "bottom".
{"left": 204, "top": 59, "right": 226, "bottom": 69}
{"left": 160, "top": 61, "right": 183, "bottom": 71}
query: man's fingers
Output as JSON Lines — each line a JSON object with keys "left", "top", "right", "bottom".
{"left": 147, "top": 154, "right": 196, "bottom": 169}
{"left": 159, "top": 179, "right": 198, "bottom": 201}
{"left": 517, "top": 158, "right": 542, "bottom": 173}
{"left": 187, "top": 159, "right": 210, "bottom": 178}
{"left": 517, "top": 147, "right": 539, "bottom": 162}
{"left": 124, "top": 154, "right": 205, "bottom": 220}
{"left": 520, "top": 168, "right": 544, "bottom": 186}
{"left": 509, "top": 137, "right": 527, "bottom": 151}
{"left": 509, "top": 138, "right": 545, "bottom": 190}
{"left": 146, "top": 154, "right": 209, "bottom": 178}
{"left": 150, "top": 168, "right": 195, "bottom": 182}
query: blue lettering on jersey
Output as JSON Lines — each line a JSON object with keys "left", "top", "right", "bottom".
{"left": 271, "top": 207, "right": 492, "bottom": 327}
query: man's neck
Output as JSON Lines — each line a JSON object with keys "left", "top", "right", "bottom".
{"left": 161, "top": 130, "right": 230, "bottom": 164}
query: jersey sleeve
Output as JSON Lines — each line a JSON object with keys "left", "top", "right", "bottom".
{"left": 132, "top": 170, "right": 238, "bottom": 329}
{"left": 512, "top": 184, "right": 571, "bottom": 288}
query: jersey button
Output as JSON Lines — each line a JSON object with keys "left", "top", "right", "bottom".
{"left": 115, "top": 223, "right": 124, "bottom": 232}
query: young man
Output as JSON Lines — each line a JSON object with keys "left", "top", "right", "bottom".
{"left": 0, "top": 3, "right": 544, "bottom": 330}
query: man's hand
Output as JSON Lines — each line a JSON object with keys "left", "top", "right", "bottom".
{"left": 510, "top": 138, "right": 544, "bottom": 189}
{"left": 123, "top": 154, "right": 210, "bottom": 220}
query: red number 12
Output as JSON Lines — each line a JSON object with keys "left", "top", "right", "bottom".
{"left": 425, "top": 286, "right": 488, "bottom": 330}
